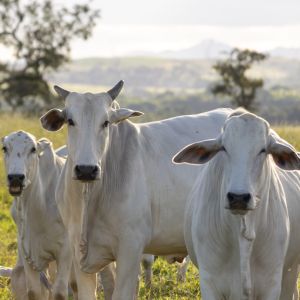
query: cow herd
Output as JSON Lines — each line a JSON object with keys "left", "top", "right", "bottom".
{"left": 1, "top": 80, "right": 300, "bottom": 300}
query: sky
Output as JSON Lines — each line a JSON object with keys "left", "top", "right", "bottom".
{"left": 2, "top": 0, "right": 300, "bottom": 59}
{"left": 68, "top": 0, "right": 300, "bottom": 58}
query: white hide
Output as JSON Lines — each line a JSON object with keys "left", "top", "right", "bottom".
{"left": 2, "top": 131, "right": 72, "bottom": 300}
{"left": 40, "top": 84, "right": 232, "bottom": 300}
{"left": 174, "top": 110, "right": 300, "bottom": 300}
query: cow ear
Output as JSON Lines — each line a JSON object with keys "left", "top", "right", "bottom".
{"left": 110, "top": 108, "right": 144, "bottom": 123}
{"left": 173, "top": 138, "right": 222, "bottom": 165}
{"left": 268, "top": 135, "right": 300, "bottom": 170}
{"left": 40, "top": 109, "right": 66, "bottom": 131}
{"left": 37, "top": 138, "right": 52, "bottom": 156}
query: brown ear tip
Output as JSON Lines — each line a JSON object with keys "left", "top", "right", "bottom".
{"left": 172, "top": 155, "right": 181, "bottom": 164}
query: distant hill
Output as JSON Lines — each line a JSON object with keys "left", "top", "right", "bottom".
{"left": 159, "top": 39, "right": 232, "bottom": 59}
{"left": 269, "top": 47, "right": 300, "bottom": 60}
{"left": 127, "top": 39, "right": 300, "bottom": 61}
{"left": 50, "top": 55, "right": 300, "bottom": 93}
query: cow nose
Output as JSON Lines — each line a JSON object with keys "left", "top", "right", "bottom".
{"left": 74, "top": 165, "right": 99, "bottom": 181}
{"left": 7, "top": 174, "right": 25, "bottom": 183}
{"left": 227, "top": 192, "right": 251, "bottom": 204}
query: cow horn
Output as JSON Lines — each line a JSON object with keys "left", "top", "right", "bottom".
{"left": 54, "top": 85, "right": 70, "bottom": 99}
{"left": 107, "top": 80, "right": 124, "bottom": 101}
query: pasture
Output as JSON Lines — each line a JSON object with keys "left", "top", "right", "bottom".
{"left": 0, "top": 113, "right": 299, "bottom": 299}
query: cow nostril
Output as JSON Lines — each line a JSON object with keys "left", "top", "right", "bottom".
{"left": 7, "top": 174, "right": 25, "bottom": 182}
{"left": 227, "top": 192, "right": 235, "bottom": 203}
{"left": 75, "top": 165, "right": 81, "bottom": 174}
{"left": 75, "top": 165, "right": 99, "bottom": 179}
{"left": 227, "top": 192, "right": 251, "bottom": 203}
{"left": 242, "top": 193, "right": 251, "bottom": 203}
{"left": 91, "top": 166, "right": 99, "bottom": 175}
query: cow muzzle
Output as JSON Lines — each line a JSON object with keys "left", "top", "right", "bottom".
{"left": 7, "top": 174, "right": 25, "bottom": 196}
{"left": 226, "top": 192, "right": 252, "bottom": 215}
{"left": 74, "top": 165, "right": 100, "bottom": 181}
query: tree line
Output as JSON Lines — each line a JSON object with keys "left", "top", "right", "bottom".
{"left": 0, "top": 0, "right": 269, "bottom": 113}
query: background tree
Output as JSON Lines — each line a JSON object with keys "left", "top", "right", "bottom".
{"left": 211, "top": 48, "right": 267, "bottom": 111}
{"left": 0, "top": 0, "right": 100, "bottom": 112}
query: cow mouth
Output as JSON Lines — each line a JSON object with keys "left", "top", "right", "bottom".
{"left": 73, "top": 176, "right": 100, "bottom": 183}
{"left": 229, "top": 208, "right": 249, "bottom": 216}
{"left": 226, "top": 204, "right": 252, "bottom": 215}
{"left": 9, "top": 184, "right": 23, "bottom": 196}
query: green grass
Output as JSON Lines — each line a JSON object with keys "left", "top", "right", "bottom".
{"left": 0, "top": 113, "right": 299, "bottom": 298}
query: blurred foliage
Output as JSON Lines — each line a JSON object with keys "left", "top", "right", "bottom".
{"left": 0, "top": 0, "right": 100, "bottom": 112}
{"left": 211, "top": 48, "right": 267, "bottom": 111}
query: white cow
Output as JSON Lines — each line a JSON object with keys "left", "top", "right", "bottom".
{"left": 40, "top": 80, "right": 231, "bottom": 300}
{"left": 173, "top": 109, "right": 300, "bottom": 300}
{"left": 1, "top": 132, "right": 73, "bottom": 300}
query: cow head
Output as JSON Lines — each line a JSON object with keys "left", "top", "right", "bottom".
{"left": 173, "top": 111, "right": 300, "bottom": 215}
{"left": 40, "top": 81, "right": 143, "bottom": 181}
{"left": 1, "top": 131, "right": 49, "bottom": 196}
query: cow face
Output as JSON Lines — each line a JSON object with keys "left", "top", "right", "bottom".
{"left": 1, "top": 131, "right": 42, "bottom": 196}
{"left": 173, "top": 111, "right": 300, "bottom": 215}
{"left": 40, "top": 81, "right": 143, "bottom": 182}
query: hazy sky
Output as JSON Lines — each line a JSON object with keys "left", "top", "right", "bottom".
{"left": 96, "top": 0, "right": 300, "bottom": 26}
{"left": 1, "top": 0, "right": 300, "bottom": 59}
{"left": 68, "top": 0, "right": 300, "bottom": 58}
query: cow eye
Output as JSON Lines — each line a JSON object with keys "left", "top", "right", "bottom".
{"left": 103, "top": 121, "right": 109, "bottom": 128}
{"left": 67, "top": 119, "right": 75, "bottom": 126}
{"left": 259, "top": 148, "right": 266, "bottom": 154}
{"left": 31, "top": 147, "right": 36, "bottom": 153}
{"left": 2, "top": 146, "right": 7, "bottom": 153}
{"left": 221, "top": 146, "right": 227, "bottom": 152}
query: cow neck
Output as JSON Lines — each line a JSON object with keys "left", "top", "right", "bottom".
{"left": 238, "top": 157, "right": 279, "bottom": 300}
{"left": 16, "top": 165, "right": 45, "bottom": 272}
{"left": 76, "top": 120, "right": 138, "bottom": 263}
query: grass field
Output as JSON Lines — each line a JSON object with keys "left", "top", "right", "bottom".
{"left": 0, "top": 113, "right": 299, "bottom": 299}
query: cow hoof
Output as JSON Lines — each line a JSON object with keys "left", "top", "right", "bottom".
{"left": 27, "top": 290, "right": 37, "bottom": 300}
{"left": 54, "top": 293, "right": 66, "bottom": 300}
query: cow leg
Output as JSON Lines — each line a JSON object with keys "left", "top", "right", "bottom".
{"left": 281, "top": 263, "right": 299, "bottom": 300}
{"left": 70, "top": 264, "right": 78, "bottom": 300}
{"left": 99, "top": 263, "right": 116, "bottom": 300}
{"left": 11, "top": 265, "right": 27, "bottom": 300}
{"left": 199, "top": 274, "right": 224, "bottom": 300}
{"left": 112, "top": 243, "right": 144, "bottom": 300}
{"left": 52, "top": 241, "right": 73, "bottom": 300}
{"left": 177, "top": 256, "right": 190, "bottom": 282}
{"left": 141, "top": 254, "right": 154, "bottom": 289}
{"left": 73, "top": 258, "right": 96, "bottom": 300}
{"left": 23, "top": 261, "right": 48, "bottom": 300}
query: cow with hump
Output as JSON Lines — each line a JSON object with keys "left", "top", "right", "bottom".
{"left": 40, "top": 80, "right": 231, "bottom": 300}
{"left": 173, "top": 108, "right": 300, "bottom": 300}
{"left": 1, "top": 131, "right": 73, "bottom": 300}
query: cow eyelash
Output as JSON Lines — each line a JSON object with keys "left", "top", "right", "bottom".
{"left": 259, "top": 148, "right": 266, "bottom": 154}
{"left": 221, "top": 146, "right": 227, "bottom": 152}
{"left": 67, "top": 119, "right": 75, "bottom": 126}
{"left": 103, "top": 121, "right": 109, "bottom": 128}
{"left": 2, "top": 146, "right": 7, "bottom": 153}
